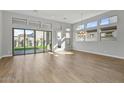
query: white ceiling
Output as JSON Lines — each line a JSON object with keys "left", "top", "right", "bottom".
{"left": 8, "top": 10, "right": 109, "bottom": 24}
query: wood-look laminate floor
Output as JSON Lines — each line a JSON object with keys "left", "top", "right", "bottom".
{"left": 0, "top": 51, "right": 124, "bottom": 83}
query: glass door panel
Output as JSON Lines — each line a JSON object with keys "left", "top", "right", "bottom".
{"left": 47, "top": 32, "right": 52, "bottom": 52}
{"left": 13, "top": 29, "right": 25, "bottom": 55}
{"left": 43, "top": 31, "right": 47, "bottom": 52}
{"left": 25, "top": 30, "right": 35, "bottom": 54}
{"left": 36, "top": 31, "right": 44, "bottom": 53}
{"left": 13, "top": 29, "right": 52, "bottom": 55}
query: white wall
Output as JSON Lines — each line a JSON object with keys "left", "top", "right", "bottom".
{"left": 1, "top": 10, "right": 124, "bottom": 59}
{"left": 0, "top": 11, "right": 2, "bottom": 58}
{"left": 2, "top": 11, "right": 72, "bottom": 57}
{"left": 73, "top": 10, "right": 124, "bottom": 59}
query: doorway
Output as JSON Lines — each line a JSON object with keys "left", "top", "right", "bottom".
{"left": 12, "top": 28, "right": 52, "bottom": 56}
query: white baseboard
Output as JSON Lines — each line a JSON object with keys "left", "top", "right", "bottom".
{"left": 74, "top": 49, "right": 124, "bottom": 60}
{"left": 0, "top": 51, "right": 124, "bottom": 60}
{"left": 1, "top": 55, "right": 12, "bottom": 58}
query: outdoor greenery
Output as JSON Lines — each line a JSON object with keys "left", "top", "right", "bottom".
{"left": 14, "top": 46, "right": 47, "bottom": 51}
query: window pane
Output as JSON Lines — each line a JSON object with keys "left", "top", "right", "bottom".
{"left": 25, "top": 30, "right": 35, "bottom": 54}
{"left": 100, "top": 31, "right": 117, "bottom": 40}
{"left": 85, "top": 32, "right": 97, "bottom": 41}
{"left": 14, "top": 29, "right": 24, "bottom": 55}
{"left": 76, "top": 24, "right": 84, "bottom": 30}
{"left": 36, "top": 31, "right": 44, "bottom": 53}
{"left": 57, "top": 32, "right": 61, "bottom": 39}
{"left": 66, "top": 33, "right": 70, "bottom": 38}
{"left": 100, "top": 18, "right": 109, "bottom": 25}
{"left": 75, "top": 31, "right": 85, "bottom": 41}
{"left": 81, "top": 24, "right": 84, "bottom": 29}
{"left": 76, "top": 26, "right": 80, "bottom": 30}
{"left": 110, "top": 16, "right": 117, "bottom": 24}
{"left": 100, "top": 16, "right": 117, "bottom": 25}
{"left": 86, "top": 21, "right": 97, "bottom": 28}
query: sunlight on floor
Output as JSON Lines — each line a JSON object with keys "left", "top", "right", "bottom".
{"left": 48, "top": 52, "right": 54, "bottom": 54}
{"left": 48, "top": 51, "right": 74, "bottom": 55}
{"left": 54, "top": 54, "right": 59, "bottom": 56}
{"left": 48, "top": 52, "right": 59, "bottom": 57}
{"left": 56, "top": 51, "right": 74, "bottom": 55}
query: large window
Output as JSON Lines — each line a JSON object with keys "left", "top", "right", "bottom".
{"left": 86, "top": 21, "right": 97, "bottom": 28}
{"left": 110, "top": 16, "right": 117, "bottom": 24}
{"left": 100, "top": 18, "right": 109, "bottom": 25}
{"left": 75, "top": 16, "right": 118, "bottom": 42}
{"left": 100, "top": 26, "right": 117, "bottom": 40}
{"left": 100, "top": 16, "right": 117, "bottom": 25}
{"left": 76, "top": 24, "right": 84, "bottom": 30}
{"left": 85, "top": 30, "right": 97, "bottom": 41}
{"left": 75, "top": 31, "right": 86, "bottom": 41}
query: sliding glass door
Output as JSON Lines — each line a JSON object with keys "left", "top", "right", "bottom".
{"left": 13, "top": 29, "right": 25, "bottom": 55}
{"left": 25, "top": 30, "right": 35, "bottom": 54}
{"left": 36, "top": 31, "right": 44, "bottom": 53}
{"left": 36, "top": 31, "right": 52, "bottom": 53}
{"left": 44, "top": 31, "right": 52, "bottom": 52}
{"left": 13, "top": 28, "right": 52, "bottom": 55}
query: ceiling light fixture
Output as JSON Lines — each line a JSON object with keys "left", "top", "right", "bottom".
{"left": 79, "top": 12, "right": 86, "bottom": 37}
